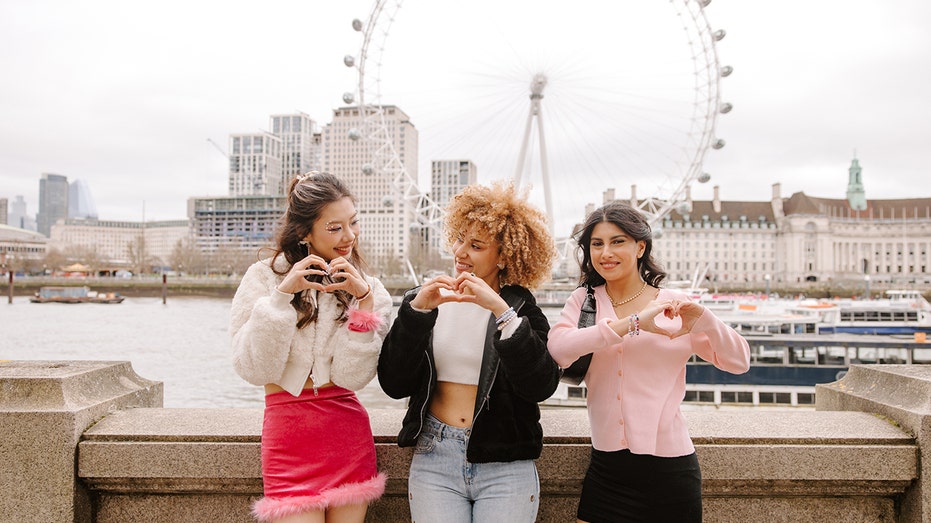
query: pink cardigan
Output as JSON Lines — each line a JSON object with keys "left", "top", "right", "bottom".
{"left": 548, "top": 286, "right": 750, "bottom": 457}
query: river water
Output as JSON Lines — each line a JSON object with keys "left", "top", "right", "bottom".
{"left": 2, "top": 295, "right": 570, "bottom": 410}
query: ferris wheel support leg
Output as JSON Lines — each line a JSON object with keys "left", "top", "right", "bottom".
{"left": 514, "top": 103, "right": 536, "bottom": 189}
{"left": 535, "top": 104, "right": 555, "bottom": 237}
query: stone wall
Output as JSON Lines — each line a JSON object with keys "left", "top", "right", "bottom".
{"left": 3, "top": 361, "right": 929, "bottom": 522}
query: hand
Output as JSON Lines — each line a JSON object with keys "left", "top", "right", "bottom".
{"left": 321, "top": 256, "right": 370, "bottom": 299}
{"left": 636, "top": 298, "right": 704, "bottom": 339}
{"left": 409, "top": 275, "right": 472, "bottom": 310}
{"left": 276, "top": 254, "right": 333, "bottom": 295}
{"left": 453, "top": 272, "right": 509, "bottom": 316}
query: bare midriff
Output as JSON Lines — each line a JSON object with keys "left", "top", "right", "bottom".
{"left": 430, "top": 381, "right": 478, "bottom": 428}
{"left": 264, "top": 375, "right": 334, "bottom": 395}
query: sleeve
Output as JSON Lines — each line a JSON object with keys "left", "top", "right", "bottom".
{"left": 494, "top": 294, "right": 561, "bottom": 402}
{"left": 328, "top": 277, "right": 394, "bottom": 391}
{"left": 547, "top": 286, "right": 625, "bottom": 368}
{"left": 689, "top": 308, "right": 752, "bottom": 374}
{"left": 377, "top": 291, "right": 437, "bottom": 399}
{"left": 230, "top": 261, "right": 298, "bottom": 387}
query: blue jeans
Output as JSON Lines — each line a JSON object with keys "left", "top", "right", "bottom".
{"left": 408, "top": 414, "right": 540, "bottom": 522}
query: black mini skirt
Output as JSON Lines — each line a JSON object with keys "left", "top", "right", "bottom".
{"left": 577, "top": 448, "right": 702, "bottom": 523}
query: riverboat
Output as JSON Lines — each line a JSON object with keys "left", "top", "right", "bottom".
{"left": 546, "top": 332, "right": 931, "bottom": 409}
{"left": 808, "top": 290, "right": 931, "bottom": 335}
{"left": 30, "top": 286, "right": 125, "bottom": 304}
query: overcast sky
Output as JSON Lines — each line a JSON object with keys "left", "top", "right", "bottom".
{"left": 2, "top": 0, "right": 929, "bottom": 237}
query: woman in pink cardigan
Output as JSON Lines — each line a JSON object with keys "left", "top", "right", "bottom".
{"left": 548, "top": 202, "right": 750, "bottom": 523}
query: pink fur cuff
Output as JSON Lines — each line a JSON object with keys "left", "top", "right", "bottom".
{"left": 348, "top": 308, "right": 383, "bottom": 332}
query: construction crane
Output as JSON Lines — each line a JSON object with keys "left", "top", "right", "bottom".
{"left": 206, "top": 138, "right": 228, "bottom": 158}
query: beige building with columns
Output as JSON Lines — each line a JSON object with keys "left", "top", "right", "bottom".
{"left": 600, "top": 159, "right": 931, "bottom": 289}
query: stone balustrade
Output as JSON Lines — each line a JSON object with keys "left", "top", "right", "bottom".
{"left": 2, "top": 361, "right": 928, "bottom": 522}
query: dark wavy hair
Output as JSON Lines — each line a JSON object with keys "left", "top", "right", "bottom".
{"left": 575, "top": 202, "right": 666, "bottom": 288}
{"left": 270, "top": 172, "right": 367, "bottom": 328}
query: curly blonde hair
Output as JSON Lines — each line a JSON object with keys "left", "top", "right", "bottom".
{"left": 444, "top": 181, "right": 556, "bottom": 290}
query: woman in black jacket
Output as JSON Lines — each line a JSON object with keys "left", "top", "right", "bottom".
{"left": 378, "top": 181, "right": 561, "bottom": 522}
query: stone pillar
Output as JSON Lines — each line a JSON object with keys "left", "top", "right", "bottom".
{"left": 0, "top": 361, "right": 162, "bottom": 523}
{"left": 817, "top": 364, "right": 931, "bottom": 523}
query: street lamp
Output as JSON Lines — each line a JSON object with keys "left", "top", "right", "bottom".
{"left": 764, "top": 274, "right": 771, "bottom": 296}
{"left": 864, "top": 274, "right": 871, "bottom": 299}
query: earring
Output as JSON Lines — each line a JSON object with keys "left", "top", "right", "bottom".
{"left": 497, "top": 263, "right": 505, "bottom": 270}
{"left": 298, "top": 240, "right": 308, "bottom": 246}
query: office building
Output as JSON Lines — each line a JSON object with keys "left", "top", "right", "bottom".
{"left": 322, "top": 105, "right": 419, "bottom": 266}
{"left": 187, "top": 195, "right": 285, "bottom": 254}
{"left": 7, "top": 196, "right": 36, "bottom": 231}
{"left": 428, "top": 159, "right": 477, "bottom": 251}
{"left": 270, "top": 113, "right": 322, "bottom": 191}
{"left": 0, "top": 198, "right": 7, "bottom": 226}
{"left": 68, "top": 179, "right": 98, "bottom": 219}
{"left": 37, "top": 173, "right": 69, "bottom": 237}
{"left": 228, "top": 133, "right": 283, "bottom": 197}
{"left": 51, "top": 218, "right": 190, "bottom": 271}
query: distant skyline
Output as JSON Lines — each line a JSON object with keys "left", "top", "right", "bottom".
{"left": 2, "top": 0, "right": 929, "bottom": 232}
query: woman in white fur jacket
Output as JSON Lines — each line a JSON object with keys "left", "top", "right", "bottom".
{"left": 230, "top": 172, "right": 392, "bottom": 523}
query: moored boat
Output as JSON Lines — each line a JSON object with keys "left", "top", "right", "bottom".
{"left": 30, "top": 286, "right": 125, "bottom": 304}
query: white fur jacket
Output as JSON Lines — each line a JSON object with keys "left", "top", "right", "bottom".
{"left": 230, "top": 256, "right": 393, "bottom": 396}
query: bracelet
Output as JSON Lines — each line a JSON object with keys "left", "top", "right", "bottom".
{"left": 630, "top": 313, "right": 640, "bottom": 336}
{"left": 354, "top": 283, "right": 372, "bottom": 301}
{"left": 495, "top": 307, "right": 517, "bottom": 326}
{"left": 497, "top": 316, "right": 516, "bottom": 332}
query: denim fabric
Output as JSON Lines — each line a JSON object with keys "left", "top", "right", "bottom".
{"left": 408, "top": 414, "right": 539, "bottom": 522}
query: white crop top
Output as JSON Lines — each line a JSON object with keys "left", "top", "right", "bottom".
{"left": 432, "top": 300, "right": 520, "bottom": 385}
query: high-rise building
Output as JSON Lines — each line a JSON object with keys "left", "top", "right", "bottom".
{"left": 228, "top": 133, "right": 283, "bottom": 197}
{"left": 270, "top": 113, "right": 322, "bottom": 192}
{"left": 0, "top": 198, "right": 7, "bottom": 226}
{"left": 7, "top": 195, "right": 36, "bottom": 231}
{"left": 188, "top": 195, "right": 285, "bottom": 254}
{"left": 68, "top": 179, "right": 99, "bottom": 219}
{"left": 37, "top": 173, "right": 69, "bottom": 237}
{"left": 322, "top": 105, "right": 419, "bottom": 265}
{"left": 428, "top": 159, "right": 477, "bottom": 250}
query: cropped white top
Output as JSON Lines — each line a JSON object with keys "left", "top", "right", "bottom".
{"left": 432, "top": 300, "right": 521, "bottom": 385}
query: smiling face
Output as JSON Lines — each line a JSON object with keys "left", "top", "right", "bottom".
{"left": 589, "top": 221, "right": 644, "bottom": 283}
{"left": 452, "top": 225, "right": 503, "bottom": 290}
{"left": 303, "top": 196, "right": 360, "bottom": 262}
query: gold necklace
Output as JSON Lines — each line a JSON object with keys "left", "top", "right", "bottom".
{"left": 606, "top": 281, "right": 648, "bottom": 307}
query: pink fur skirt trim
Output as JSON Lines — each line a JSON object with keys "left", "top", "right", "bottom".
{"left": 254, "top": 387, "right": 385, "bottom": 521}
{"left": 252, "top": 472, "right": 387, "bottom": 521}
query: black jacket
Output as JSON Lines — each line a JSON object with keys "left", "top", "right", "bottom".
{"left": 377, "top": 285, "right": 561, "bottom": 463}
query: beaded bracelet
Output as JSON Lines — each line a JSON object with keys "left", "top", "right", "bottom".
{"left": 631, "top": 313, "right": 640, "bottom": 336}
{"left": 495, "top": 307, "right": 517, "bottom": 326}
{"left": 496, "top": 316, "right": 516, "bottom": 332}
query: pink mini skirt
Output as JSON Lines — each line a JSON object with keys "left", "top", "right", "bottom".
{"left": 252, "top": 386, "right": 386, "bottom": 521}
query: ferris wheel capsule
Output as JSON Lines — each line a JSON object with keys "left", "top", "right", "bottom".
{"left": 712, "top": 138, "right": 726, "bottom": 149}
{"left": 719, "top": 102, "right": 733, "bottom": 114}
{"left": 348, "top": 128, "right": 361, "bottom": 141}
{"left": 361, "top": 163, "right": 374, "bottom": 175}
{"left": 352, "top": 19, "right": 363, "bottom": 31}
{"left": 343, "top": 55, "right": 355, "bottom": 67}
{"left": 343, "top": 92, "right": 355, "bottom": 104}
{"left": 698, "top": 172, "right": 711, "bottom": 183}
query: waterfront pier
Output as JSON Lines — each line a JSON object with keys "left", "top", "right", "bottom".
{"left": 1, "top": 361, "right": 928, "bottom": 522}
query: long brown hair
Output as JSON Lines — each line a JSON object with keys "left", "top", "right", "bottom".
{"left": 575, "top": 202, "right": 666, "bottom": 289}
{"left": 272, "top": 172, "right": 367, "bottom": 328}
